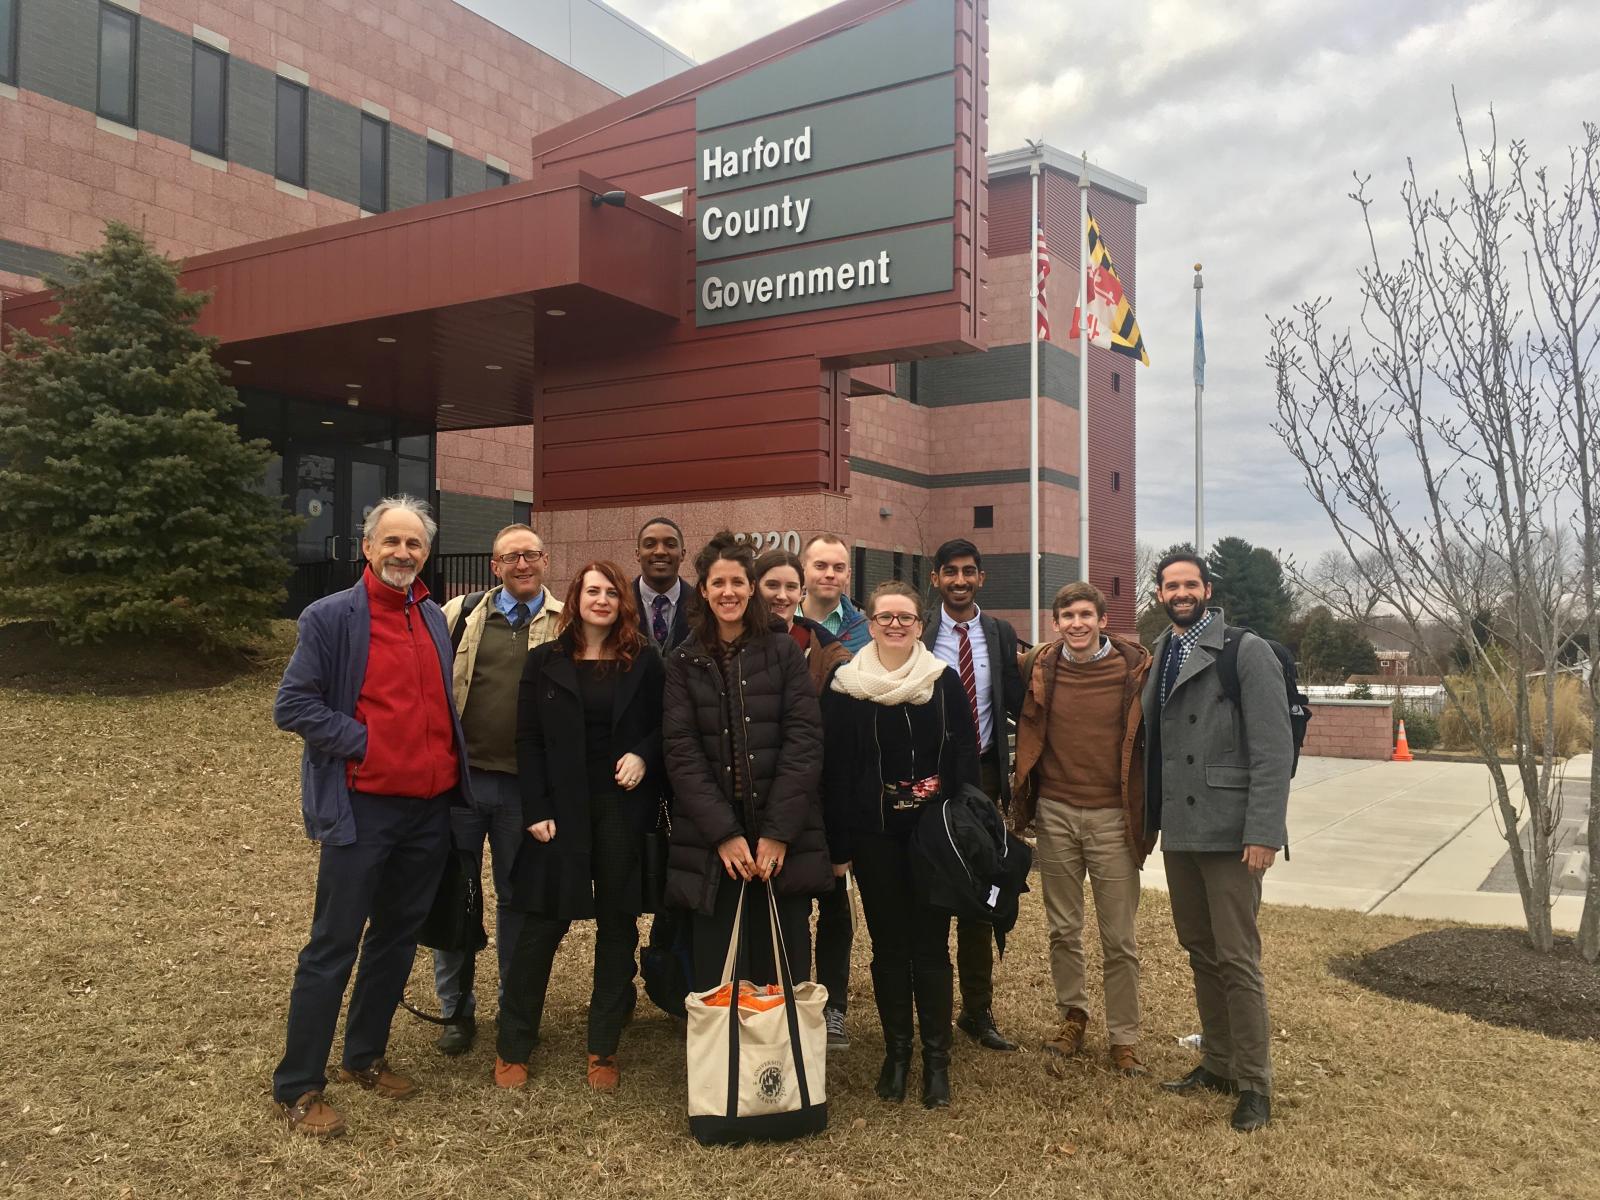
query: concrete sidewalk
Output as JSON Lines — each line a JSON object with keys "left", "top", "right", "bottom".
{"left": 1139, "top": 754, "right": 1587, "bottom": 931}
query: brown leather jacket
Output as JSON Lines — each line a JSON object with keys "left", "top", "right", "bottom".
{"left": 1010, "top": 632, "right": 1155, "bottom": 865}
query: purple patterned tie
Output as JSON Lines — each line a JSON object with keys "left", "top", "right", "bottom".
{"left": 652, "top": 592, "right": 670, "bottom": 644}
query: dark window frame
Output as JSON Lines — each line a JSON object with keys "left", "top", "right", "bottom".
{"left": 973, "top": 505, "right": 994, "bottom": 529}
{"left": 96, "top": 2, "right": 139, "bottom": 127}
{"left": 1, "top": 0, "right": 19, "bottom": 87}
{"left": 426, "top": 140, "right": 453, "bottom": 202}
{"left": 1111, "top": 470, "right": 1121, "bottom": 492}
{"left": 274, "top": 76, "right": 308, "bottom": 188}
{"left": 190, "top": 40, "right": 229, "bottom": 159}
{"left": 1111, "top": 371, "right": 1121, "bottom": 393}
{"left": 486, "top": 165, "right": 510, "bottom": 188}
{"left": 359, "top": 113, "right": 389, "bottom": 213}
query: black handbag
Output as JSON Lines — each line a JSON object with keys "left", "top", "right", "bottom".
{"left": 640, "top": 798, "right": 670, "bottom": 915}
{"left": 415, "top": 841, "right": 488, "bottom": 954}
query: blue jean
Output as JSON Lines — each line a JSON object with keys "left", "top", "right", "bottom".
{"left": 273, "top": 790, "right": 452, "bottom": 1102}
{"left": 431, "top": 769, "right": 525, "bottom": 1020}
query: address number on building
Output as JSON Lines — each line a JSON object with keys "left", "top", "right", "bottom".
{"left": 734, "top": 530, "right": 801, "bottom": 554}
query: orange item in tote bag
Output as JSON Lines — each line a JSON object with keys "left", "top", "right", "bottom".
{"left": 685, "top": 882, "right": 828, "bottom": 1145}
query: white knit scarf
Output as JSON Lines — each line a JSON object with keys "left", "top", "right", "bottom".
{"left": 829, "top": 639, "right": 947, "bottom": 706}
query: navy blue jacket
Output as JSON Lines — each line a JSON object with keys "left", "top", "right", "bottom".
{"left": 273, "top": 575, "right": 475, "bottom": 846}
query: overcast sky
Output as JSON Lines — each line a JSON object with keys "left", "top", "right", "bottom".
{"left": 470, "top": 0, "right": 1600, "bottom": 564}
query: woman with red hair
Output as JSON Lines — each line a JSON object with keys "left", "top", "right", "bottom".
{"left": 496, "top": 560, "right": 665, "bottom": 1092}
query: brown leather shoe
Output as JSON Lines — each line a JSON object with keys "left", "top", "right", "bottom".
{"left": 494, "top": 1057, "right": 529, "bottom": 1090}
{"left": 277, "top": 1090, "right": 346, "bottom": 1138}
{"left": 1110, "top": 1043, "right": 1148, "bottom": 1076}
{"left": 587, "top": 1053, "right": 619, "bottom": 1092}
{"left": 337, "top": 1056, "right": 417, "bottom": 1100}
{"left": 1043, "top": 1008, "right": 1090, "bottom": 1063}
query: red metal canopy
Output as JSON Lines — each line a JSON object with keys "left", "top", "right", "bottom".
{"left": 1, "top": 171, "right": 684, "bottom": 431}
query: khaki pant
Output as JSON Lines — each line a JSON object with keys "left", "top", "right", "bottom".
{"left": 1164, "top": 850, "right": 1272, "bottom": 1096}
{"left": 1034, "top": 799, "right": 1141, "bottom": 1044}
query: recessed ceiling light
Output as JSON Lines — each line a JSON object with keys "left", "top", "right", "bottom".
{"left": 346, "top": 397, "right": 360, "bottom": 407}
{"left": 485, "top": 364, "right": 502, "bottom": 371}
{"left": 439, "top": 403, "right": 456, "bottom": 409}
{"left": 233, "top": 358, "right": 252, "bottom": 365}
{"left": 346, "top": 383, "right": 362, "bottom": 389}
{"left": 376, "top": 336, "right": 397, "bottom": 344}
{"left": 545, "top": 308, "right": 566, "bottom": 317}
{"left": 320, "top": 419, "right": 335, "bottom": 426}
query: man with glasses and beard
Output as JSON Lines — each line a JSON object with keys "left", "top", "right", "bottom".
{"left": 1142, "top": 552, "right": 1290, "bottom": 1133}
{"left": 429, "top": 524, "right": 564, "bottom": 1056}
{"left": 271, "top": 496, "right": 474, "bottom": 1138}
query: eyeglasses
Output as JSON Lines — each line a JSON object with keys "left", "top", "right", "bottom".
{"left": 496, "top": 550, "right": 547, "bottom": 565}
{"left": 870, "top": 612, "right": 921, "bottom": 628}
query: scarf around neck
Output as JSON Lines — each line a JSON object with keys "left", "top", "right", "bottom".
{"left": 830, "top": 639, "right": 947, "bottom": 706}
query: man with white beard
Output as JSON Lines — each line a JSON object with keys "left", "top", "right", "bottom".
{"left": 270, "top": 495, "right": 475, "bottom": 1137}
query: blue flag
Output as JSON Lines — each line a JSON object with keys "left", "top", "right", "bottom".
{"left": 1193, "top": 297, "right": 1206, "bottom": 388}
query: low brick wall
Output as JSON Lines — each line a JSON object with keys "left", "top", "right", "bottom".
{"left": 1302, "top": 698, "right": 1395, "bottom": 760}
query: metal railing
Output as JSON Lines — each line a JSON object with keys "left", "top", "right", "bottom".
{"left": 428, "top": 553, "right": 495, "bottom": 601}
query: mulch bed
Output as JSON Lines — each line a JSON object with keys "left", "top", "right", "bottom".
{"left": 1336, "top": 926, "right": 1600, "bottom": 1041}
{"left": 0, "top": 619, "right": 286, "bottom": 695}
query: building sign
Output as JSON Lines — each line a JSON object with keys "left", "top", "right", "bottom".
{"left": 693, "top": 0, "right": 958, "bottom": 327}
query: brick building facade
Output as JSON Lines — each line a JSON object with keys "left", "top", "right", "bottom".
{"left": 1, "top": 0, "right": 1143, "bottom": 634}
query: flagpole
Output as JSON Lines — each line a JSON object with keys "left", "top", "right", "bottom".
{"left": 1077, "top": 152, "right": 1091, "bottom": 584}
{"left": 1027, "top": 149, "right": 1042, "bottom": 645}
{"left": 1194, "top": 263, "right": 1205, "bottom": 553}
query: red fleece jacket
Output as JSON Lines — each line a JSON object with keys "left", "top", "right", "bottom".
{"left": 347, "top": 568, "right": 460, "bottom": 799}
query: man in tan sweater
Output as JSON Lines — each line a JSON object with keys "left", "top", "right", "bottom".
{"left": 1011, "top": 582, "right": 1154, "bottom": 1076}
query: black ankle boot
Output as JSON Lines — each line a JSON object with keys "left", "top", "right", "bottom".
{"left": 871, "top": 962, "right": 914, "bottom": 1103}
{"left": 912, "top": 962, "right": 954, "bottom": 1110}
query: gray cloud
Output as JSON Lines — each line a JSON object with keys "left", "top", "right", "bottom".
{"left": 478, "top": 0, "right": 1600, "bottom": 561}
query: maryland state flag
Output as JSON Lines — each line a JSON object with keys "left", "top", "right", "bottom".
{"left": 1069, "top": 210, "right": 1150, "bottom": 366}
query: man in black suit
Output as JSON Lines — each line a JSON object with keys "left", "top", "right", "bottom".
{"left": 924, "top": 537, "right": 1024, "bottom": 1051}
{"left": 634, "top": 516, "right": 695, "bottom": 653}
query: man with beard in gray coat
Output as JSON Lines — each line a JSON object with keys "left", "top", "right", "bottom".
{"left": 1142, "top": 551, "right": 1291, "bottom": 1133}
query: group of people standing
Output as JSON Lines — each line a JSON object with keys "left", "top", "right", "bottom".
{"left": 269, "top": 496, "right": 1291, "bottom": 1140}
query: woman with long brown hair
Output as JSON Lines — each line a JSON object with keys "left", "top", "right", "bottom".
{"left": 663, "top": 532, "right": 826, "bottom": 993}
{"left": 496, "top": 560, "right": 665, "bottom": 1092}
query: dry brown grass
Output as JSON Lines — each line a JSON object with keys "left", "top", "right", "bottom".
{"left": 3, "top": 647, "right": 1598, "bottom": 1200}
{"left": 1438, "top": 673, "right": 1592, "bottom": 756}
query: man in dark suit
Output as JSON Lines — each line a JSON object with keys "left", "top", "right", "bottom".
{"left": 634, "top": 516, "right": 696, "bottom": 653}
{"left": 924, "top": 538, "right": 1024, "bottom": 1052}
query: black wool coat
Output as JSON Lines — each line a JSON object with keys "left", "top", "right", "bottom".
{"left": 819, "top": 667, "right": 981, "bottom": 865}
{"left": 509, "top": 640, "right": 665, "bottom": 920}
{"left": 662, "top": 625, "right": 827, "bottom": 915}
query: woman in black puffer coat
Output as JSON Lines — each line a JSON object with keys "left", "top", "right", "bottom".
{"left": 663, "top": 532, "right": 826, "bottom": 991}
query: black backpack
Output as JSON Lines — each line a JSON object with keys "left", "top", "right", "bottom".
{"left": 448, "top": 589, "right": 488, "bottom": 652}
{"left": 1215, "top": 626, "right": 1312, "bottom": 777}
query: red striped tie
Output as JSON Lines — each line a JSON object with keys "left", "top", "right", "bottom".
{"left": 955, "top": 622, "right": 981, "bottom": 745}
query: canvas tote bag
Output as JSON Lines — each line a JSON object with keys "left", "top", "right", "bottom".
{"left": 685, "top": 882, "right": 828, "bottom": 1145}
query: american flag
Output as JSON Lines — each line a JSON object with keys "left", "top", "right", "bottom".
{"left": 1035, "top": 222, "right": 1051, "bottom": 340}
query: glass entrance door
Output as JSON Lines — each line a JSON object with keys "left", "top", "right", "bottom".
{"left": 285, "top": 445, "right": 396, "bottom": 613}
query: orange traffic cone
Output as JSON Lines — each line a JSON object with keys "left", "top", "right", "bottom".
{"left": 1392, "top": 720, "right": 1414, "bottom": 762}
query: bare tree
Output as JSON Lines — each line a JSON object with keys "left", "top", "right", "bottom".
{"left": 1304, "top": 548, "right": 1390, "bottom": 622}
{"left": 1512, "top": 120, "right": 1600, "bottom": 960}
{"left": 1268, "top": 99, "right": 1595, "bottom": 952}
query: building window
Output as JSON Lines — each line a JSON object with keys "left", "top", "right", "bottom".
{"left": 190, "top": 42, "right": 228, "bottom": 159}
{"left": 1, "top": 0, "right": 18, "bottom": 87}
{"left": 275, "top": 77, "right": 307, "bottom": 187}
{"left": 973, "top": 505, "right": 994, "bottom": 529}
{"left": 1112, "top": 471, "right": 1121, "bottom": 492}
{"left": 426, "top": 141, "right": 452, "bottom": 202}
{"left": 851, "top": 545, "right": 867, "bottom": 605}
{"left": 1113, "top": 576, "right": 1122, "bottom": 597}
{"left": 97, "top": 2, "right": 138, "bottom": 127}
{"left": 360, "top": 114, "right": 388, "bottom": 212}
{"left": 1112, "top": 371, "right": 1121, "bottom": 393}
{"left": 486, "top": 165, "right": 510, "bottom": 188}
